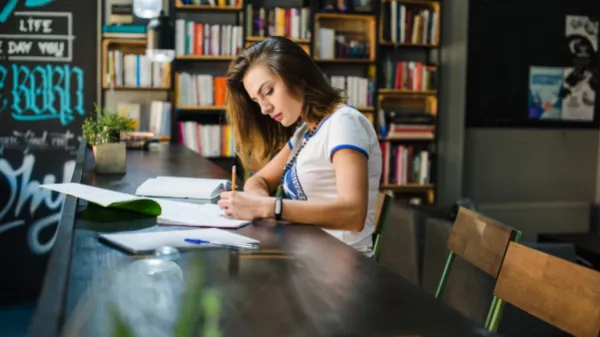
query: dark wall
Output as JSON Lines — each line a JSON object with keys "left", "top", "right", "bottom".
{"left": 0, "top": 0, "right": 98, "bottom": 304}
{"left": 466, "top": 0, "right": 600, "bottom": 128}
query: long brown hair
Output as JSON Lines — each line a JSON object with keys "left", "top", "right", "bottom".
{"left": 225, "top": 36, "right": 345, "bottom": 172}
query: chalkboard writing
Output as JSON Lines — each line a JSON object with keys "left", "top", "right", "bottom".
{"left": 0, "top": 11, "right": 73, "bottom": 61}
{"left": 0, "top": 0, "right": 96, "bottom": 304}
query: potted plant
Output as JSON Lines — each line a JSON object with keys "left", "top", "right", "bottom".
{"left": 82, "top": 104, "right": 136, "bottom": 174}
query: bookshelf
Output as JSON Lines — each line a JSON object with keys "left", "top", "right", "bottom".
{"left": 376, "top": 0, "right": 441, "bottom": 205}
{"left": 98, "top": 0, "right": 442, "bottom": 205}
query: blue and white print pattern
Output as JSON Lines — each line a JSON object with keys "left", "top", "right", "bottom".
{"left": 283, "top": 164, "right": 307, "bottom": 200}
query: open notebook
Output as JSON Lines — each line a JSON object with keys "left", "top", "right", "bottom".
{"left": 135, "top": 176, "right": 230, "bottom": 200}
{"left": 40, "top": 183, "right": 249, "bottom": 229}
{"left": 99, "top": 228, "right": 260, "bottom": 254}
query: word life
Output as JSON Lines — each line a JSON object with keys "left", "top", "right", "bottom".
{"left": 0, "top": 63, "right": 85, "bottom": 126}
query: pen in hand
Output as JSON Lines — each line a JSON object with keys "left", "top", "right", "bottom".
{"left": 231, "top": 165, "right": 236, "bottom": 192}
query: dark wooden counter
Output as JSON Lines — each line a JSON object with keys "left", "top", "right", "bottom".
{"left": 30, "top": 144, "right": 502, "bottom": 337}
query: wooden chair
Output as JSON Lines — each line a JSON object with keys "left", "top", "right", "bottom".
{"left": 490, "top": 241, "right": 600, "bottom": 336}
{"left": 435, "top": 206, "right": 522, "bottom": 329}
{"left": 372, "top": 192, "right": 392, "bottom": 260}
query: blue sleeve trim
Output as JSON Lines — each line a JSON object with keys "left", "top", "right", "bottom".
{"left": 329, "top": 144, "right": 369, "bottom": 162}
{"left": 288, "top": 140, "right": 293, "bottom": 149}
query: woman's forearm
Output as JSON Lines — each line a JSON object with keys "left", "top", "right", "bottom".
{"left": 260, "top": 197, "right": 367, "bottom": 232}
{"left": 243, "top": 175, "right": 271, "bottom": 196}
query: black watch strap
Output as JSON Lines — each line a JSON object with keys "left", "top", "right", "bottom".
{"left": 274, "top": 197, "right": 283, "bottom": 220}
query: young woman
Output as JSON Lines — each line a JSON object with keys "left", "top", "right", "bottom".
{"left": 218, "top": 36, "right": 382, "bottom": 255}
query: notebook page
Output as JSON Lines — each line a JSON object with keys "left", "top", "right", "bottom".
{"left": 153, "top": 199, "right": 249, "bottom": 228}
{"left": 100, "top": 228, "right": 259, "bottom": 254}
{"left": 136, "top": 177, "right": 228, "bottom": 199}
{"left": 40, "top": 183, "right": 142, "bottom": 207}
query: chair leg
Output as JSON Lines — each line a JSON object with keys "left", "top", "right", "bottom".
{"left": 373, "top": 234, "right": 381, "bottom": 261}
{"left": 487, "top": 297, "right": 505, "bottom": 333}
{"left": 484, "top": 296, "right": 499, "bottom": 329}
{"left": 435, "top": 252, "right": 455, "bottom": 299}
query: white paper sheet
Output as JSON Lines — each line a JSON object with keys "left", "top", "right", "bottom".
{"left": 154, "top": 199, "right": 249, "bottom": 228}
{"left": 100, "top": 228, "right": 259, "bottom": 254}
{"left": 40, "top": 182, "right": 144, "bottom": 206}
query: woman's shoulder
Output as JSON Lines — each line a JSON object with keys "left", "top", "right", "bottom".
{"left": 326, "top": 105, "right": 378, "bottom": 136}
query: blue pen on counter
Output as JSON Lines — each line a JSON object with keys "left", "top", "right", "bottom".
{"left": 184, "top": 238, "right": 259, "bottom": 250}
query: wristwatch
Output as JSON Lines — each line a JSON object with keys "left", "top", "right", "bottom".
{"left": 274, "top": 197, "right": 283, "bottom": 220}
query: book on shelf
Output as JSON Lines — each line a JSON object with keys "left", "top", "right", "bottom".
{"left": 380, "top": 143, "right": 430, "bottom": 186}
{"left": 245, "top": 5, "right": 311, "bottom": 40}
{"left": 179, "top": 122, "right": 236, "bottom": 158}
{"left": 330, "top": 75, "right": 375, "bottom": 108}
{"left": 175, "top": 20, "right": 243, "bottom": 56}
{"left": 384, "top": 0, "right": 438, "bottom": 45}
{"left": 317, "top": 28, "right": 370, "bottom": 60}
{"left": 116, "top": 101, "right": 170, "bottom": 138}
{"left": 179, "top": 0, "right": 241, "bottom": 6}
{"left": 177, "top": 73, "right": 226, "bottom": 106}
{"left": 379, "top": 108, "right": 436, "bottom": 139}
{"left": 383, "top": 59, "right": 437, "bottom": 91}
{"left": 106, "top": 51, "right": 170, "bottom": 88}
{"left": 149, "top": 101, "right": 172, "bottom": 138}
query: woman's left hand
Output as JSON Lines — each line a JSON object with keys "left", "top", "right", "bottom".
{"left": 217, "top": 191, "right": 274, "bottom": 220}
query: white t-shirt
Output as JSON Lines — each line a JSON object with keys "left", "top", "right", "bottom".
{"left": 282, "top": 106, "right": 382, "bottom": 255}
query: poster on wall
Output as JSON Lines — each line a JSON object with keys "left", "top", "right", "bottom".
{"left": 528, "top": 66, "right": 564, "bottom": 120}
{"left": 565, "top": 15, "right": 598, "bottom": 64}
{"left": 0, "top": 0, "right": 97, "bottom": 303}
{"left": 562, "top": 15, "right": 597, "bottom": 122}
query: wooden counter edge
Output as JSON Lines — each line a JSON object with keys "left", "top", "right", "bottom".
{"left": 28, "top": 143, "right": 87, "bottom": 337}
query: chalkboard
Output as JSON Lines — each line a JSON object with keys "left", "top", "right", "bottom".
{"left": 465, "top": 0, "right": 600, "bottom": 128}
{"left": 0, "top": 0, "right": 97, "bottom": 304}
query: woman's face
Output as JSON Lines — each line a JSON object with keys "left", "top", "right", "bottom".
{"left": 242, "top": 64, "right": 303, "bottom": 127}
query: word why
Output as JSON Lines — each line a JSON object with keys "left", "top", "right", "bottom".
{"left": 0, "top": 64, "right": 85, "bottom": 126}
{"left": 0, "top": 0, "right": 56, "bottom": 23}
{"left": 0, "top": 153, "right": 74, "bottom": 254}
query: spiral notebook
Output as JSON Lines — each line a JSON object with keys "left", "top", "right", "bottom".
{"left": 135, "top": 176, "right": 230, "bottom": 200}
{"left": 99, "top": 228, "right": 260, "bottom": 254}
{"left": 40, "top": 182, "right": 249, "bottom": 229}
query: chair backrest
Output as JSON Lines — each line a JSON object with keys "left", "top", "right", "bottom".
{"left": 374, "top": 192, "right": 392, "bottom": 233}
{"left": 447, "top": 206, "right": 520, "bottom": 278}
{"left": 435, "top": 206, "right": 521, "bottom": 330}
{"left": 494, "top": 241, "right": 600, "bottom": 337}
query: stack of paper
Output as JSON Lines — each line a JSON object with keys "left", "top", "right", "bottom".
{"left": 100, "top": 228, "right": 260, "bottom": 254}
{"left": 135, "top": 176, "right": 229, "bottom": 200}
{"left": 40, "top": 183, "right": 249, "bottom": 229}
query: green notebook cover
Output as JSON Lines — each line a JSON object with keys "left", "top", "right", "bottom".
{"left": 40, "top": 182, "right": 162, "bottom": 216}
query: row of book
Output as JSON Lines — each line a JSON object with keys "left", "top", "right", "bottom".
{"left": 177, "top": 73, "right": 227, "bottom": 107}
{"left": 380, "top": 143, "right": 431, "bottom": 186}
{"left": 179, "top": 0, "right": 240, "bottom": 6}
{"left": 330, "top": 75, "right": 375, "bottom": 108}
{"left": 383, "top": 60, "right": 438, "bottom": 91}
{"left": 385, "top": 1, "right": 438, "bottom": 45}
{"left": 116, "top": 101, "right": 171, "bottom": 137}
{"left": 178, "top": 122, "right": 236, "bottom": 158}
{"left": 245, "top": 5, "right": 311, "bottom": 40}
{"left": 175, "top": 21, "right": 243, "bottom": 56}
{"left": 378, "top": 108, "right": 436, "bottom": 139}
{"left": 316, "top": 28, "right": 371, "bottom": 60}
{"left": 105, "top": 51, "right": 170, "bottom": 88}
